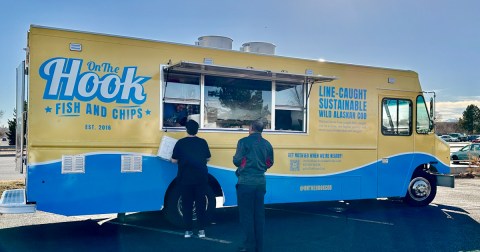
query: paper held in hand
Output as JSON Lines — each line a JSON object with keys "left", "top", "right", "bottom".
{"left": 157, "top": 136, "right": 178, "bottom": 160}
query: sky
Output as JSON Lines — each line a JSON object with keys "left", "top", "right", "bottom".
{"left": 1, "top": 0, "right": 479, "bottom": 127}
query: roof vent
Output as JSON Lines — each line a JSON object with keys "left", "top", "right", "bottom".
{"left": 196, "top": 36, "right": 233, "bottom": 50}
{"left": 241, "top": 42, "right": 276, "bottom": 55}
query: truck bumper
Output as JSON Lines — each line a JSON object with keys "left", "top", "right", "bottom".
{"left": 435, "top": 174, "right": 455, "bottom": 188}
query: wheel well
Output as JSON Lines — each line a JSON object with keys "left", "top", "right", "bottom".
{"left": 412, "top": 163, "right": 437, "bottom": 178}
{"left": 164, "top": 179, "right": 178, "bottom": 206}
{"left": 207, "top": 174, "right": 223, "bottom": 197}
{"left": 164, "top": 174, "right": 223, "bottom": 205}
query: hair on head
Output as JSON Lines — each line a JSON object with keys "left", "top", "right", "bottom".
{"left": 186, "top": 120, "right": 199, "bottom": 135}
{"left": 251, "top": 120, "right": 265, "bottom": 133}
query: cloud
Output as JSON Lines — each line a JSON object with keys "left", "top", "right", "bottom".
{"left": 436, "top": 100, "right": 480, "bottom": 122}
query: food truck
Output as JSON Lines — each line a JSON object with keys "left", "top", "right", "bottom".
{"left": 0, "top": 25, "right": 454, "bottom": 226}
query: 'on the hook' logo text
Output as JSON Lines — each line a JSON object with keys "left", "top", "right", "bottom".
{"left": 40, "top": 57, "right": 150, "bottom": 104}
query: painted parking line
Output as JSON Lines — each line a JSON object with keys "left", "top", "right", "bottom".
{"left": 106, "top": 221, "right": 233, "bottom": 244}
{"left": 347, "top": 217, "right": 394, "bottom": 225}
{"left": 265, "top": 207, "right": 394, "bottom": 226}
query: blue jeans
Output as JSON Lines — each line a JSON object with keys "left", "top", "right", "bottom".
{"left": 236, "top": 184, "right": 266, "bottom": 252}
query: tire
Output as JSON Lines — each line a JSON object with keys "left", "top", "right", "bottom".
{"left": 164, "top": 184, "right": 216, "bottom": 227}
{"left": 404, "top": 171, "right": 437, "bottom": 207}
{"left": 451, "top": 156, "right": 459, "bottom": 164}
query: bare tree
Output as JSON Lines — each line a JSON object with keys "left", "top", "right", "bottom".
{"left": 435, "top": 121, "right": 461, "bottom": 135}
{"left": 0, "top": 110, "right": 6, "bottom": 139}
{"left": 0, "top": 110, "right": 4, "bottom": 137}
{"left": 0, "top": 126, "right": 6, "bottom": 137}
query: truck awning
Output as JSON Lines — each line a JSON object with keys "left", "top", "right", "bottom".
{"left": 165, "top": 61, "right": 337, "bottom": 84}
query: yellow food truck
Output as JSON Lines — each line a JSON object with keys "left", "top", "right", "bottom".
{"left": 0, "top": 25, "right": 454, "bottom": 226}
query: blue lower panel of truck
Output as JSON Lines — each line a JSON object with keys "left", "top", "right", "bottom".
{"left": 27, "top": 153, "right": 177, "bottom": 215}
{"left": 26, "top": 152, "right": 448, "bottom": 216}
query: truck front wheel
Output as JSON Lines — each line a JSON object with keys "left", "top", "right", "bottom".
{"left": 404, "top": 171, "right": 437, "bottom": 207}
{"left": 164, "top": 184, "right": 216, "bottom": 227}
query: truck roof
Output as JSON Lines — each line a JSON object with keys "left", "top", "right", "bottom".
{"left": 30, "top": 25, "right": 418, "bottom": 75}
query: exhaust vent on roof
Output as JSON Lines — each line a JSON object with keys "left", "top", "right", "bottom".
{"left": 196, "top": 36, "right": 233, "bottom": 50}
{"left": 241, "top": 42, "right": 276, "bottom": 55}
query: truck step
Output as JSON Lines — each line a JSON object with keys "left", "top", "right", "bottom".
{"left": 0, "top": 189, "right": 36, "bottom": 214}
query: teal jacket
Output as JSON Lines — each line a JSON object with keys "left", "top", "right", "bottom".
{"left": 233, "top": 133, "right": 274, "bottom": 185}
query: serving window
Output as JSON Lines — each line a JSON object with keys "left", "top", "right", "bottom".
{"left": 162, "top": 71, "right": 200, "bottom": 127}
{"left": 204, "top": 76, "right": 272, "bottom": 129}
{"left": 161, "top": 62, "right": 335, "bottom": 132}
{"left": 275, "top": 83, "right": 305, "bottom": 131}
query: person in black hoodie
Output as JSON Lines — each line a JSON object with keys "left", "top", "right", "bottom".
{"left": 171, "top": 120, "right": 211, "bottom": 238}
{"left": 233, "top": 120, "right": 274, "bottom": 252}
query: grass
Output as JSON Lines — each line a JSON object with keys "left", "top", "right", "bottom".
{"left": 0, "top": 180, "right": 25, "bottom": 197}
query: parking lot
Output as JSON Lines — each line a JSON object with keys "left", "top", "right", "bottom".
{"left": 0, "top": 178, "right": 479, "bottom": 251}
{"left": 1, "top": 153, "right": 479, "bottom": 251}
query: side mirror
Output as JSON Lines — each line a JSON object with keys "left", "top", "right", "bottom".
{"left": 429, "top": 97, "right": 435, "bottom": 131}
{"left": 429, "top": 97, "right": 434, "bottom": 119}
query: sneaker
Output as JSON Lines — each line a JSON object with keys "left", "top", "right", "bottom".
{"left": 184, "top": 231, "right": 193, "bottom": 238}
{"left": 198, "top": 230, "right": 206, "bottom": 238}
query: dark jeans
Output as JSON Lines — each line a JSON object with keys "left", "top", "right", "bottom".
{"left": 181, "top": 183, "right": 207, "bottom": 230}
{"left": 236, "top": 183, "right": 266, "bottom": 252}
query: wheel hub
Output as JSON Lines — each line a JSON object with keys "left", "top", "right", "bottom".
{"left": 409, "top": 177, "right": 431, "bottom": 201}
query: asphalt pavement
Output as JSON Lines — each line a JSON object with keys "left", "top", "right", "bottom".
{"left": 0, "top": 179, "right": 479, "bottom": 251}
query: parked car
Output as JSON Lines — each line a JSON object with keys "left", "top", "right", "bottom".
{"left": 1, "top": 137, "right": 7, "bottom": 142}
{"left": 451, "top": 143, "right": 480, "bottom": 164}
{"left": 449, "top": 133, "right": 467, "bottom": 142}
{"left": 441, "top": 135, "right": 460, "bottom": 142}
{"left": 473, "top": 137, "right": 480, "bottom": 143}
{"left": 467, "top": 135, "right": 480, "bottom": 142}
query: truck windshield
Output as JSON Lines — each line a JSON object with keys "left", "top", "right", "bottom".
{"left": 416, "top": 95, "right": 432, "bottom": 134}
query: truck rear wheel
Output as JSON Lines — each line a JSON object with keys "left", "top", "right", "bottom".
{"left": 404, "top": 171, "right": 437, "bottom": 207}
{"left": 164, "top": 184, "right": 216, "bottom": 227}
